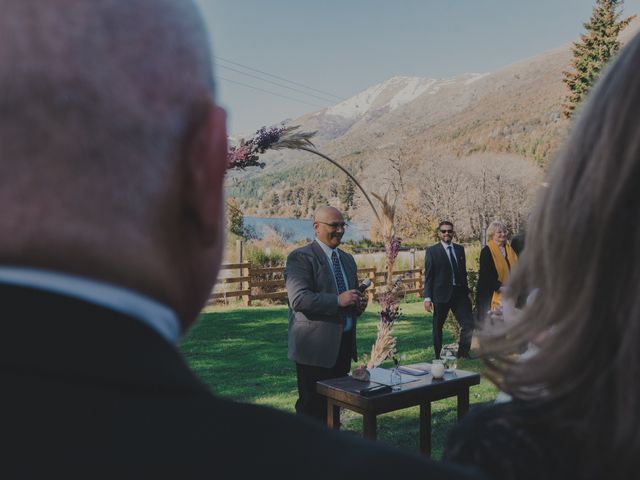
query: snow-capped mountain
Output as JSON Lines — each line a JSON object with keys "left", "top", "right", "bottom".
{"left": 227, "top": 39, "right": 570, "bottom": 190}
{"left": 325, "top": 74, "right": 486, "bottom": 120}
{"left": 289, "top": 74, "right": 486, "bottom": 145}
{"left": 326, "top": 76, "right": 437, "bottom": 119}
{"left": 226, "top": 19, "right": 640, "bottom": 229}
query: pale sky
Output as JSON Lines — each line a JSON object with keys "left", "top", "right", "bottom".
{"left": 195, "top": 0, "right": 640, "bottom": 135}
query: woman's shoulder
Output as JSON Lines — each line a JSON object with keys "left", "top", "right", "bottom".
{"left": 443, "top": 400, "right": 575, "bottom": 480}
{"left": 478, "top": 246, "right": 493, "bottom": 270}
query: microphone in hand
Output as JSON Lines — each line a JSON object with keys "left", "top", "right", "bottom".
{"left": 358, "top": 278, "right": 372, "bottom": 293}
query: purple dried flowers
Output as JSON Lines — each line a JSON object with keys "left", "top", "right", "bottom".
{"left": 386, "top": 235, "right": 401, "bottom": 268}
{"left": 254, "top": 126, "right": 285, "bottom": 152}
{"left": 226, "top": 126, "right": 285, "bottom": 170}
{"left": 378, "top": 289, "right": 403, "bottom": 327}
{"left": 380, "top": 302, "right": 401, "bottom": 326}
{"left": 227, "top": 125, "right": 312, "bottom": 170}
{"left": 227, "top": 143, "right": 264, "bottom": 170}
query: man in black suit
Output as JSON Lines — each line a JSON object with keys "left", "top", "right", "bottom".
{"left": 511, "top": 233, "right": 525, "bottom": 256}
{"left": 424, "top": 221, "right": 474, "bottom": 359}
{"left": 0, "top": 1, "right": 489, "bottom": 478}
{"left": 511, "top": 212, "right": 530, "bottom": 256}
{"left": 286, "top": 206, "right": 367, "bottom": 423}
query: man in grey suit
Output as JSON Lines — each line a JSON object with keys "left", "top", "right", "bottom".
{"left": 424, "top": 221, "right": 474, "bottom": 359}
{"left": 285, "top": 206, "right": 368, "bottom": 423}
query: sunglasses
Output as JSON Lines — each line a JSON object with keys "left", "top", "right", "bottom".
{"left": 439, "top": 229, "right": 453, "bottom": 234}
{"left": 317, "top": 221, "right": 348, "bottom": 229}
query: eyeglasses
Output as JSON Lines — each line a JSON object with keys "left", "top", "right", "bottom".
{"left": 439, "top": 229, "right": 453, "bottom": 234}
{"left": 316, "top": 221, "right": 348, "bottom": 229}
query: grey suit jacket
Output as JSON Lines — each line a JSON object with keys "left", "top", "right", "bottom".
{"left": 285, "top": 241, "right": 359, "bottom": 368}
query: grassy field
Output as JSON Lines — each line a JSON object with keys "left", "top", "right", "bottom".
{"left": 180, "top": 300, "right": 498, "bottom": 459}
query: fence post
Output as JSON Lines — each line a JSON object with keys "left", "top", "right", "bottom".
{"left": 243, "top": 264, "right": 251, "bottom": 306}
{"left": 368, "top": 270, "right": 376, "bottom": 303}
{"left": 236, "top": 240, "right": 243, "bottom": 267}
{"left": 237, "top": 240, "right": 250, "bottom": 306}
{"left": 413, "top": 249, "right": 419, "bottom": 293}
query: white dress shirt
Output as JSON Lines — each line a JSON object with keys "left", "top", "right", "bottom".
{"left": 0, "top": 266, "right": 181, "bottom": 344}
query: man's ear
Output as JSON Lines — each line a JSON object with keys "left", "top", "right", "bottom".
{"left": 184, "top": 104, "right": 228, "bottom": 245}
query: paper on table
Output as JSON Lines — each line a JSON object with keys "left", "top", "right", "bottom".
{"left": 398, "top": 365, "right": 429, "bottom": 376}
{"left": 403, "top": 362, "right": 432, "bottom": 372}
{"left": 368, "top": 367, "right": 421, "bottom": 386}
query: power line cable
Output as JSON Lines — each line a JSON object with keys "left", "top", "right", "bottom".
{"left": 217, "top": 76, "right": 327, "bottom": 109}
{"left": 218, "top": 64, "right": 338, "bottom": 104}
{"left": 215, "top": 55, "right": 345, "bottom": 101}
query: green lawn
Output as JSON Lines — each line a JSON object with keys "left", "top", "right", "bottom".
{"left": 180, "top": 301, "right": 498, "bottom": 459}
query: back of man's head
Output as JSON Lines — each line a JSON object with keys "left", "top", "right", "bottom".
{"left": 0, "top": 0, "right": 228, "bottom": 327}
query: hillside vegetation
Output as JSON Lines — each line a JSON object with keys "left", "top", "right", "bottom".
{"left": 226, "top": 21, "right": 639, "bottom": 241}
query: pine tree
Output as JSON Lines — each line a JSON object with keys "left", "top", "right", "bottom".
{"left": 563, "top": 0, "right": 635, "bottom": 118}
{"left": 226, "top": 197, "right": 245, "bottom": 238}
{"left": 338, "top": 178, "right": 355, "bottom": 209}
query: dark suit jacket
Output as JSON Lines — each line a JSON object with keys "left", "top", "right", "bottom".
{"left": 476, "top": 245, "right": 502, "bottom": 319}
{"left": 424, "top": 242, "right": 470, "bottom": 303}
{"left": 285, "top": 241, "right": 359, "bottom": 368}
{"left": 0, "top": 282, "right": 489, "bottom": 479}
{"left": 511, "top": 233, "right": 525, "bottom": 256}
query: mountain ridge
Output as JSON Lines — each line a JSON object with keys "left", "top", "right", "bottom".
{"left": 227, "top": 21, "right": 640, "bottom": 240}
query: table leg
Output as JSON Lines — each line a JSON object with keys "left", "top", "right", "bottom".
{"left": 327, "top": 400, "right": 341, "bottom": 430}
{"left": 457, "top": 389, "right": 470, "bottom": 419}
{"left": 419, "top": 403, "right": 432, "bottom": 456}
{"left": 362, "top": 414, "right": 377, "bottom": 441}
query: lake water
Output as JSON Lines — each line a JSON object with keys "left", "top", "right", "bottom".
{"left": 244, "top": 216, "right": 369, "bottom": 243}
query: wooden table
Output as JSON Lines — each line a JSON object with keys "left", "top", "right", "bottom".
{"left": 317, "top": 368, "right": 480, "bottom": 456}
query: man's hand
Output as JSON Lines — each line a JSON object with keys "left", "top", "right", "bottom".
{"left": 338, "top": 289, "right": 361, "bottom": 308}
{"left": 423, "top": 300, "right": 433, "bottom": 313}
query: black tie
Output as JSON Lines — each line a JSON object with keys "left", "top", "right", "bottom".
{"left": 331, "top": 251, "right": 347, "bottom": 294}
{"left": 447, "top": 245, "right": 461, "bottom": 285}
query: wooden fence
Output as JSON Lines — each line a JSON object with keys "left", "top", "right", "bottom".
{"left": 209, "top": 262, "right": 424, "bottom": 306}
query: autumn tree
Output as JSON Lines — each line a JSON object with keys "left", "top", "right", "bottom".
{"left": 563, "top": 0, "right": 635, "bottom": 118}
{"left": 405, "top": 154, "right": 541, "bottom": 243}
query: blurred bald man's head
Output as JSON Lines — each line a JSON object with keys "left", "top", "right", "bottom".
{"left": 0, "top": 0, "right": 229, "bottom": 328}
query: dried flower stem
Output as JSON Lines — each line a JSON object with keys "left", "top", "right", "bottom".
{"left": 227, "top": 125, "right": 403, "bottom": 372}
{"left": 297, "top": 146, "right": 381, "bottom": 225}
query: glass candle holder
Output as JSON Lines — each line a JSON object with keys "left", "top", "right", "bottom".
{"left": 431, "top": 359, "right": 445, "bottom": 379}
{"left": 443, "top": 354, "right": 457, "bottom": 371}
{"left": 390, "top": 367, "right": 402, "bottom": 390}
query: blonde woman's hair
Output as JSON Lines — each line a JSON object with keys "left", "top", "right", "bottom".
{"left": 479, "top": 31, "right": 640, "bottom": 475}
{"left": 485, "top": 220, "right": 507, "bottom": 242}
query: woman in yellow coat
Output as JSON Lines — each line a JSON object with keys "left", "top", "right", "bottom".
{"left": 476, "top": 220, "right": 518, "bottom": 325}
